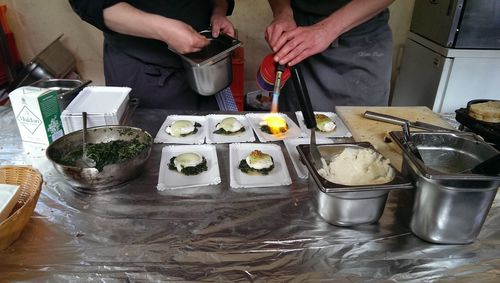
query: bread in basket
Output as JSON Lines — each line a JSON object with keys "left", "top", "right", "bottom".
{"left": 0, "top": 166, "right": 43, "bottom": 250}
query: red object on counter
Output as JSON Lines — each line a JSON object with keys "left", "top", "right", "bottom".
{"left": 256, "top": 53, "right": 291, "bottom": 92}
{"left": 230, "top": 46, "right": 244, "bottom": 111}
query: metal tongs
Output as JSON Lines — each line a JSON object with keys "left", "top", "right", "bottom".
{"left": 290, "top": 65, "right": 323, "bottom": 170}
{"left": 402, "top": 122, "right": 423, "bottom": 161}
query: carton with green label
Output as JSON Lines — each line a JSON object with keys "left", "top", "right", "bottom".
{"left": 9, "top": 86, "right": 64, "bottom": 144}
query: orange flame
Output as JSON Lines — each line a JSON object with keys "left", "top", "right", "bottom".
{"left": 264, "top": 115, "right": 288, "bottom": 135}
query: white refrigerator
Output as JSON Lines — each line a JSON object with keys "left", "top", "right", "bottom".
{"left": 391, "top": 32, "right": 500, "bottom": 113}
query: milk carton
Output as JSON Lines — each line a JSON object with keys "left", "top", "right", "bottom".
{"left": 9, "top": 86, "right": 64, "bottom": 144}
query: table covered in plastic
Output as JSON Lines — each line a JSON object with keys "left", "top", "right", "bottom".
{"left": 0, "top": 106, "right": 499, "bottom": 282}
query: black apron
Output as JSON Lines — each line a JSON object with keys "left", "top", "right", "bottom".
{"left": 280, "top": 8, "right": 393, "bottom": 112}
{"left": 104, "top": 42, "right": 218, "bottom": 110}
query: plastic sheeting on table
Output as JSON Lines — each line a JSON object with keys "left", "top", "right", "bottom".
{"left": 0, "top": 106, "right": 499, "bottom": 282}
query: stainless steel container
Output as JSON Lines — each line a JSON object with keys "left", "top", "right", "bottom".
{"left": 46, "top": 126, "right": 152, "bottom": 191}
{"left": 297, "top": 143, "right": 413, "bottom": 226}
{"left": 172, "top": 31, "right": 242, "bottom": 96}
{"left": 390, "top": 131, "right": 500, "bottom": 244}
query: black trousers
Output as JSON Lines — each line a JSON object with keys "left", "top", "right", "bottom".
{"left": 103, "top": 42, "right": 218, "bottom": 110}
{"left": 280, "top": 9, "right": 393, "bottom": 112}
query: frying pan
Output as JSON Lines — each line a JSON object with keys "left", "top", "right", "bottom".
{"left": 455, "top": 99, "right": 500, "bottom": 147}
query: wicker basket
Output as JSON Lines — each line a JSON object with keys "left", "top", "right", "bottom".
{"left": 0, "top": 166, "right": 43, "bottom": 250}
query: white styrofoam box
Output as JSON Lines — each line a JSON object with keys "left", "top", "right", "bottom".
{"left": 0, "top": 184, "right": 21, "bottom": 223}
{"left": 61, "top": 86, "right": 130, "bottom": 133}
{"left": 9, "top": 86, "right": 64, "bottom": 144}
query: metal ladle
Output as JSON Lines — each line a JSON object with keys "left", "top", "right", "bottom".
{"left": 75, "top": 112, "right": 96, "bottom": 168}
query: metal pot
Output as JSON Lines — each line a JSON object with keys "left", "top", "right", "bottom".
{"left": 390, "top": 131, "right": 500, "bottom": 244}
{"left": 46, "top": 125, "right": 152, "bottom": 191}
{"left": 173, "top": 30, "right": 242, "bottom": 96}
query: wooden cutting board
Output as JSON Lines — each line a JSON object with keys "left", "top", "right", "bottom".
{"left": 336, "top": 106, "right": 454, "bottom": 170}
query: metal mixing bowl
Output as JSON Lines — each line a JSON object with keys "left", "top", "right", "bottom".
{"left": 46, "top": 125, "right": 152, "bottom": 190}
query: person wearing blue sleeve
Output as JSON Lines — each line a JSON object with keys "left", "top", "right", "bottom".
{"left": 265, "top": 0, "right": 394, "bottom": 112}
{"left": 69, "top": 0, "right": 235, "bottom": 110}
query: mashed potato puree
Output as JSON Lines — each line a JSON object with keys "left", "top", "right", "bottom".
{"left": 318, "top": 148, "right": 395, "bottom": 186}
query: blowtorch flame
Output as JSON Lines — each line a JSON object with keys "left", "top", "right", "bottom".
{"left": 262, "top": 114, "right": 288, "bottom": 135}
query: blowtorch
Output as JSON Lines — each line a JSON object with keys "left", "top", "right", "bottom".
{"left": 256, "top": 54, "right": 291, "bottom": 113}
{"left": 257, "top": 54, "right": 322, "bottom": 168}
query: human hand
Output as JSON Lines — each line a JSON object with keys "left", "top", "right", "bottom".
{"left": 273, "top": 23, "right": 336, "bottom": 66}
{"left": 265, "top": 12, "right": 297, "bottom": 52}
{"left": 211, "top": 14, "right": 235, "bottom": 38}
{"left": 159, "top": 19, "right": 209, "bottom": 54}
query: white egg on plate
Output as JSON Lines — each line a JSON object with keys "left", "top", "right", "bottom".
{"left": 216, "top": 117, "right": 244, "bottom": 133}
{"left": 246, "top": 150, "right": 274, "bottom": 170}
{"left": 173, "top": 152, "right": 203, "bottom": 172}
{"left": 166, "top": 120, "right": 196, "bottom": 137}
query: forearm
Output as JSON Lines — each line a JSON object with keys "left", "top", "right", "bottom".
{"left": 321, "top": 0, "right": 394, "bottom": 39}
{"left": 103, "top": 2, "right": 171, "bottom": 41}
{"left": 211, "top": 0, "right": 228, "bottom": 17}
{"left": 268, "top": 0, "right": 293, "bottom": 19}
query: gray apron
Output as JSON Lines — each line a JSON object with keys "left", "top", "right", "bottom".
{"left": 280, "top": 9, "right": 393, "bottom": 112}
{"left": 104, "top": 42, "right": 219, "bottom": 110}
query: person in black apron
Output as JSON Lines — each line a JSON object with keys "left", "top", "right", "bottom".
{"left": 266, "top": 0, "right": 394, "bottom": 112}
{"left": 69, "top": 0, "right": 235, "bottom": 110}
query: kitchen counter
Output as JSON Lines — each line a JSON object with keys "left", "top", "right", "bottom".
{"left": 0, "top": 106, "right": 499, "bottom": 282}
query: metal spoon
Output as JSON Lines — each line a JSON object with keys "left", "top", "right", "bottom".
{"left": 75, "top": 112, "right": 96, "bottom": 168}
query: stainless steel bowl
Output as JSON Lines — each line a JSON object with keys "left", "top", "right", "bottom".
{"left": 390, "top": 131, "right": 500, "bottom": 244}
{"left": 297, "top": 142, "right": 413, "bottom": 226}
{"left": 173, "top": 31, "right": 242, "bottom": 96}
{"left": 46, "top": 126, "right": 152, "bottom": 191}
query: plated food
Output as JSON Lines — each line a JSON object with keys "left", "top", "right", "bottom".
{"left": 469, "top": 100, "right": 500, "bottom": 123}
{"left": 318, "top": 147, "right": 395, "bottom": 186}
{"left": 158, "top": 144, "right": 221, "bottom": 190}
{"left": 229, "top": 143, "right": 292, "bottom": 188}
{"left": 315, "top": 114, "right": 336, "bottom": 132}
{"left": 213, "top": 117, "right": 245, "bottom": 135}
{"left": 295, "top": 111, "right": 351, "bottom": 138}
{"left": 168, "top": 152, "right": 208, "bottom": 176}
{"left": 238, "top": 150, "right": 274, "bottom": 175}
{"left": 166, "top": 120, "right": 202, "bottom": 137}
{"left": 245, "top": 113, "right": 302, "bottom": 142}
{"left": 259, "top": 114, "right": 288, "bottom": 134}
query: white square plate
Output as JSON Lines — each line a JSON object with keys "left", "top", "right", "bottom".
{"left": 295, "top": 111, "right": 351, "bottom": 138}
{"left": 229, "top": 143, "right": 292, "bottom": 188}
{"left": 205, "top": 114, "right": 255, "bottom": 144}
{"left": 155, "top": 115, "right": 208, "bottom": 144}
{"left": 157, "top": 144, "right": 221, "bottom": 190}
{"left": 283, "top": 137, "right": 333, "bottom": 179}
{"left": 0, "top": 183, "right": 21, "bottom": 223}
{"left": 245, "top": 113, "right": 302, "bottom": 142}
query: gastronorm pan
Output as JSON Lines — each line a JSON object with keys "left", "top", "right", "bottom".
{"left": 297, "top": 142, "right": 413, "bottom": 226}
{"left": 390, "top": 131, "right": 500, "bottom": 244}
{"left": 171, "top": 30, "right": 242, "bottom": 96}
